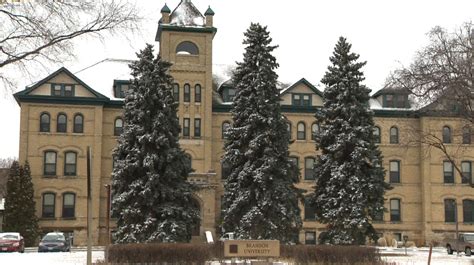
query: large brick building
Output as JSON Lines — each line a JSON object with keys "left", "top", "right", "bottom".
{"left": 13, "top": 0, "right": 474, "bottom": 246}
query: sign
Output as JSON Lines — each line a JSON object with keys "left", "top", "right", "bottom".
{"left": 224, "top": 240, "right": 280, "bottom": 258}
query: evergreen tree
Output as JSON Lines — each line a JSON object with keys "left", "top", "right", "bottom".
{"left": 111, "top": 44, "right": 199, "bottom": 243}
{"left": 4, "top": 161, "right": 40, "bottom": 247}
{"left": 309, "top": 37, "right": 389, "bottom": 245}
{"left": 221, "top": 23, "right": 303, "bottom": 243}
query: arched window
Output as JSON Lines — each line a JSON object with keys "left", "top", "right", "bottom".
{"left": 62, "top": 193, "right": 76, "bottom": 218}
{"left": 114, "top": 118, "right": 123, "bottom": 136}
{"left": 42, "top": 193, "right": 56, "bottom": 218}
{"left": 57, "top": 113, "right": 67, "bottom": 133}
{"left": 173, "top": 83, "right": 180, "bottom": 102}
{"left": 195, "top": 84, "right": 201, "bottom": 103}
{"left": 184, "top": 84, "right": 191, "bottom": 102}
{"left": 40, "top": 113, "right": 50, "bottom": 132}
{"left": 176, "top": 41, "right": 199, "bottom": 55}
{"left": 373, "top": 126, "right": 381, "bottom": 144}
{"left": 444, "top": 199, "right": 456, "bottom": 223}
{"left": 389, "top": 126, "right": 399, "bottom": 144}
{"left": 390, "top": 198, "right": 401, "bottom": 221}
{"left": 311, "top": 123, "right": 320, "bottom": 141}
{"left": 442, "top": 126, "right": 452, "bottom": 144}
{"left": 389, "top": 160, "right": 400, "bottom": 183}
{"left": 64, "top": 152, "right": 77, "bottom": 176}
{"left": 463, "top": 199, "right": 474, "bottom": 223}
{"left": 304, "top": 157, "right": 315, "bottom": 180}
{"left": 463, "top": 126, "right": 471, "bottom": 144}
{"left": 73, "top": 114, "right": 83, "bottom": 133}
{"left": 297, "top": 122, "right": 306, "bottom": 140}
{"left": 222, "top": 121, "right": 231, "bottom": 139}
{"left": 44, "top": 151, "right": 57, "bottom": 176}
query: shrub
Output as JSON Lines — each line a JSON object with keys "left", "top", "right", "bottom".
{"left": 280, "top": 245, "right": 385, "bottom": 265}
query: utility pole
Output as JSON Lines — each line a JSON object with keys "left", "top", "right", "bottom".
{"left": 87, "top": 146, "right": 92, "bottom": 265}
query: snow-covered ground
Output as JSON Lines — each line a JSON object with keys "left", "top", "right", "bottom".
{"left": 0, "top": 249, "right": 104, "bottom": 265}
{"left": 0, "top": 246, "right": 472, "bottom": 265}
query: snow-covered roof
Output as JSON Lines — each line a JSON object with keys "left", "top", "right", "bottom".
{"left": 169, "top": 0, "right": 205, "bottom": 27}
{"left": 0, "top": 198, "right": 4, "bottom": 211}
{"left": 74, "top": 58, "right": 133, "bottom": 100}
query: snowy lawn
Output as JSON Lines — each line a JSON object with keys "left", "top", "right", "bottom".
{"left": 0, "top": 250, "right": 104, "bottom": 265}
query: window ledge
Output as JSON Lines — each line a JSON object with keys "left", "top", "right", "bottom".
{"left": 195, "top": 102, "right": 201, "bottom": 105}
{"left": 61, "top": 217, "right": 76, "bottom": 220}
{"left": 390, "top": 221, "right": 402, "bottom": 224}
{"left": 40, "top": 217, "right": 57, "bottom": 220}
{"left": 43, "top": 175, "right": 58, "bottom": 178}
{"left": 64, "top": 175, "right": 77, "bottom": 178}
{"left": 372, "top": 221, "right": 385, "bottom": 224}
{"left": 193, "top": 136, "right": 201, "bottom": 139}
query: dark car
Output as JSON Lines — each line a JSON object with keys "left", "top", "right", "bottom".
{"left": 38, "top": 232, "right": 71, "bottom": 252}
{"left": 0, "top": 232, "right": 25, "bottom": 253}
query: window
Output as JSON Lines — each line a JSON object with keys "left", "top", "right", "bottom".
{"left": 221, "top": 161, "right": 231, "bottom": 179}
{"left": 176, "top": 41, "right": 199, "bottom": 55}
{"left": 73, "top": 114, "right": 83, "bottom": 133}
{"left": 62, "top": 193, "right": 75, "bottom": 218}
{"left": 40, "top": 113, "right": 50, "bottom": 132}
{"left": 51, "top": 84, "right": 74, "bottom": 97}
{"left": 311, "top": 123, "right": 320, "bottom": 141}
{"left": 173, "top": 83, "right": 179, "bottom": 101}
{"left": 463, "top": 126, "right": 471, "bottom": 144}
{"left": 297, "top": 122, "right": 306, "bottom": 140}
{"left": 443, "top": 161, "right": 454, "bottom": 183}
{"left": 389, "top": 127, "right": 399, "bottom": 144}
{"left": 64, "top": 152, "right": 77, "bottom": 176}
{"left": 389, "top": 160, "right": 400, "bottom": 183}
{"left": 384, "top": 94, "right": 408, "bottom": 108}
{"left": 57, "top": 113, "right": 67, "bottom": 133}
{"left": 287, "top": 122, "right": 292, "bottom": 139}
{"left": 195, "top": 84, "right": 201, "bottom": 103}
{"left": 114, "top": 118, "right": 123, "bottom": 136}
{"left": 305, "top": 231, "right": 316, "bottom": 245}
{"left": 185, "top": 153, "right": 192, "bottom": 170}
{"left": 184, "top": 84, "right": 191, "bottom": 102}
{"left": 374, "top": 126, "right": 381, "bottom": 144}
{"left": 42, "top": 193, "right": 55, "bottom": 218}
{"left": 292, "top": 93, "right": 311, "bottom": 106}
{"left": 442, "top": 126, "right": 452, "bottom": 144}
{"left": 44, "top": 151, "right": 57, "bottom": 176}
{"left": 194, "top": 118, "right": 201, "bottom": 137}
{"left": 304, "top": 197, "right": 316, "bottom": 220}
{"left": 183, "top": 118, "right": 190, "bottom": 137}
{"left": 222, "top": 122, "right": 230, "bottom": 139}
{"left": 462, "top": 161, "right": 472, "bottom": 184}
{"left": 305, "top": 157, "right": 315, "bottom": 180}
{"left": 390, "top": 198, "right": 401, "bottom": 222}
{"left": 289, "top": 156, "right": 299, "bottom": 168}
{"left": 225, "top": 88, "right": 236, "bottom": 102}
{"left": 373, "top": 209, "right": 384, "bottom": 222}
{"left": 385, "top": 95, "right": 394, "bottom": 107}
{"left": 113, "top": 80, "right": 129, "bottom": 98}
{"left": 463, "top": 199, "right": 474, "bottom": 223}
{"left": 444, "top": 199, "right": 456, "bottom": 223}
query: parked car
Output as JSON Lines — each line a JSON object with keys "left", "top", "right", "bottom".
{"left": 0, "top": 232, "right": 25, "bottom": 253}
{"left": 446, "top": 233, "right": 474, "bottom": 256}
{"left": 219, "top": 232, "right": 235, "bottom": 241}
{"left": 38, "top": 232, "right": 71, "bottom": 252}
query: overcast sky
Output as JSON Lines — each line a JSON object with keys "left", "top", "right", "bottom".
{"left": 1, "top": 0, "right": 473, "bottom": 159}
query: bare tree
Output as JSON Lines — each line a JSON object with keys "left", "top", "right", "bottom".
{"left": 389, "top": 22, "right": 474, "bottom": 184}
{"left": 0, "top": 0, "right": 141, "bottom": 92}
{"left": 0, "top": 157, "right": 15, "bottom": 168}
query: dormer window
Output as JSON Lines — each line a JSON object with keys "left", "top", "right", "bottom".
{"left": 113, "top": 80, "right": 130, "bottom": 99}
{"left": 51, "top": 84, "right": 75, "bottom": 97}
{"left": 223, "top": 88, "right": 236, "bottom": 102}
{"left": 383, "top": 94, "right": 408, "bottom": 108}
{"left": 292, "top": 93, "right": 311, "bottom": 106}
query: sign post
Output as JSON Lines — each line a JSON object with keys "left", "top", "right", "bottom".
{"left": 224, "top": 240, "right": 280, "bottom": 264}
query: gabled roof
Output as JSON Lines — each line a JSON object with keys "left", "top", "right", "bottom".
{"left": 279, "top": 78, "right": 323, "bottom": 97}
{"left": 14, "top": 67, "right": 108, "bottom": 101}
{"left": 169, "top": 0, "right": 205, "bottom": 27}
{"left": 372, "top": 85, "right": 410, "bottom": 98}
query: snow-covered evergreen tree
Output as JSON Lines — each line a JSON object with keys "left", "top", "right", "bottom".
{"left": 308, "top": 37, "right": 389, "bottom": 245}
{"left": 221, "top": 23, "right": 303, "bottom": 243}
{"left": 4, "top": 161, "right": 40, "bottom": 246}
{"left": 111, "top": 44, "right": 199, "bottom": 243}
